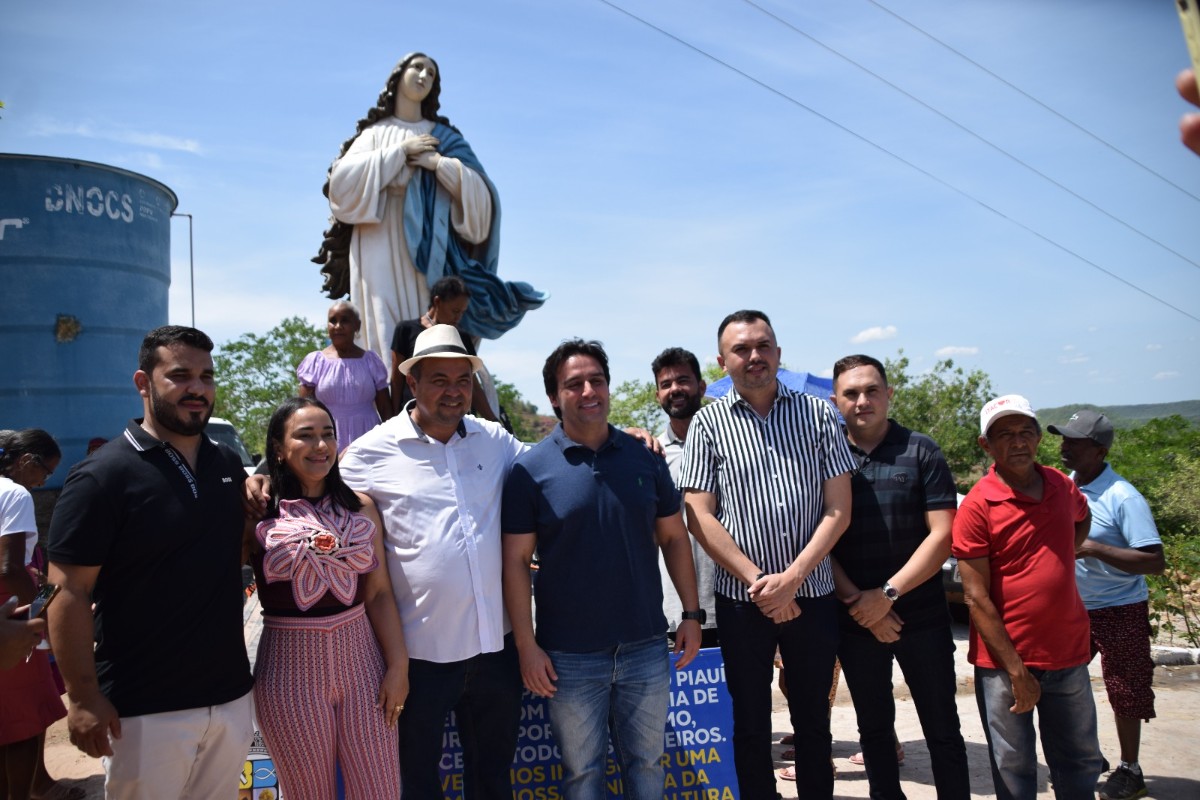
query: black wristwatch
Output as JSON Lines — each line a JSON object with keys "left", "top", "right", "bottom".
{"left": 882, "top": 582, "right": 900, "bottom": 603}
{"left": 681, "top": 609, "right": 707, "bottom": 625}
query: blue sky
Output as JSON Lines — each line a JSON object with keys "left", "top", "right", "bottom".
{"left": 4, "top": 0, "right": 1198, "bottom": 417}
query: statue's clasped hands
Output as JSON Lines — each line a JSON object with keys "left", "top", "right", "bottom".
{"left": 403, "top": 135, "right": 441, "bottom": 170}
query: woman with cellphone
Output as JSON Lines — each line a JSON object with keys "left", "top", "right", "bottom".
{"left": 247, "top": 398, "right": 408, "bottom": 798}
{"left": 0, "top": 429, "right": 70, "bottom": 800}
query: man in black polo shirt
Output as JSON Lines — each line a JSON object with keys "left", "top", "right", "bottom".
{"left": 47, "top": 326, "right": 254, "bottom": 800}
{"left": 829, "top": 354, "right": 969, "bottom": 800}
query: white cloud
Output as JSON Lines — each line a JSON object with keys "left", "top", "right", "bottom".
{"left": 1059, "top": 354, "right": 1089, "bottom": 364}
{"left": 1146, "top": 343, "right": 1162, "bottom": 351}
{"left": 935, "top": 345, "right": 978, "bottom": 357}
{"left": 30, "top": 117, "right": 202, "bottom": 154}
{"left": 850, "top": 325, "right": 897, "bottom": 344}
{"left": 1062, "top": 344, "right": 1076, "bottom": 351}
{"left": 1153, "top": 371, "right": 1179, "bottom": 380}
{"left": 134, "top": 152, "right": 164, "bottom": 170}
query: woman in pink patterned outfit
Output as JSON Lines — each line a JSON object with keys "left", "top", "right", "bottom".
{"left": 248, "top": 397, "right": 408, "bottom": 799}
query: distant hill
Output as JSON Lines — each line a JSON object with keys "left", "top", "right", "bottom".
{"left": 1038, "top": 400, "right": 1200, "bottom": 429}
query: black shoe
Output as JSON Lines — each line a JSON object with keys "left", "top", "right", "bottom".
{"left": 1098, "top": 766, "right": 1148, "bottom": 800}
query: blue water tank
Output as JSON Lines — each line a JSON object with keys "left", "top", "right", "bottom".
{"left": 0, "top": 154, "right": 178, "bottom": 486}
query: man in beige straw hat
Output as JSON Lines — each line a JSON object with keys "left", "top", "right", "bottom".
{"left": 340, "top": 323, "right": 525, "bottom": 800}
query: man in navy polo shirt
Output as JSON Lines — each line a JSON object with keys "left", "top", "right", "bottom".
{"left": 829, "top": 354, "right": 969, "bottom": 799}
{"left": 501, "top": 338, "right": 702, "bottom": 800}
{"left": 47, "top": 326, "right": 254, "bottom": 800}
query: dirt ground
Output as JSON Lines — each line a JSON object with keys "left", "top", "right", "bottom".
{"left": 40, "top": 623, "right": 1200, "bottom": 799}
{"left": 769, "top": 624, "right": 1200, "bottom": 800}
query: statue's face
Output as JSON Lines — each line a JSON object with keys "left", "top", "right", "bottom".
{"left": 399, "top": 56, "right": 437, "bottom": 104}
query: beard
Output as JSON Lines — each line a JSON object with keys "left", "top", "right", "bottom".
{"left": 660, "top": 391, "right": 702, "bottom": 421}
{"left": 150, "top": 385, "right": 212, "bottom": 437}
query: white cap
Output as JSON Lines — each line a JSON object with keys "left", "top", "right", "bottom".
{"left": 980, "top": 394, "right": 1037, "bottom": 435}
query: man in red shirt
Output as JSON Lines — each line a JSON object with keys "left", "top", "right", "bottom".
{"left": 952, "top": 394, "right": 1105, "bottom": 800}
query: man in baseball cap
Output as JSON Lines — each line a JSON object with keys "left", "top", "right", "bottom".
{"left": 952, "top": 395, "right": 1105, "bottom": 800}
{"left": 978, "top": 393, "right": 1039, "bottom": 435}
{"left": 1051, "top": 410, "right": 1163, "bottom": 800}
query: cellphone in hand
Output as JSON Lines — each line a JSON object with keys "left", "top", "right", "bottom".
{"left": 27, "top": 583, "right": 60, "bottom": 620}
{"left": 1180, "top": 0, "right": 1200, "bottom": 91}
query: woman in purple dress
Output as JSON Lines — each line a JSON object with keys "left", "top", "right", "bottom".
{"left": 298, "top": 301, "right": 391, "bottom": 451}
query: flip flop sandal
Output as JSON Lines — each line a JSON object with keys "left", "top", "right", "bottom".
{"left": 849, "top": 747, "right": 905, "bottom": 766}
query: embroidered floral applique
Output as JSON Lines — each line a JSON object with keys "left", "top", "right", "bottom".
{"left": 256, "top": 496, "right": 378, "bottom": 611}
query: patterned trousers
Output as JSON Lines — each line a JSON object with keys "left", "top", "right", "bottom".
{"left": 254, "top": 604, "right": 400, "bottom": 799}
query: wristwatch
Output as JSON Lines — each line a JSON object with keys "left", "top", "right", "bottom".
{"left": 882, "top": 582, "right": 900, "bottom": 603}
{"left": 681, "top": 609, "right": 707, "bottom": 625}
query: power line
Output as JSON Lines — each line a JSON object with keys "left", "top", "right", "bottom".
{"left": 737, "top": 0, "right": 1200, "bottom": 272}
{"left": 865, "top": 0, "right": 1200, "bottom": 205}
{"left": 592, "top": 0, "right": 1200, "bottom": 324}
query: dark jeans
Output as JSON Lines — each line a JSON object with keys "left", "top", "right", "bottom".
{"left": 717, "top": 593, "right": 839, "bottom": 800}
{"left": 838, "top": 625, "right": 970, "bottom": 800}
{"left": 975, "top": 664, "right": 1103, "bottom": 800}
{"left": 399, "top": 634, "right": 522, "bottom": 800}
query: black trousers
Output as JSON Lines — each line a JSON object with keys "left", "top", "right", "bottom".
{"left": 839, "top": 625, "right": 970, "bottom": 800}
{"left": 398, "top": 634, "right": 523, "bottom": 800}
{"left": 717, "top": 593, "right": 839, "bottom": 800}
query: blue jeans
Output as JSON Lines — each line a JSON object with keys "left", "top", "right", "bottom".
{"left": 839, "top": 625, "right": 969, "bottom": 800}
{"left": 717, "top": 593, "right": 839, "bottom": 800}
{"left": 974, "top": 664, "right": 1104, "bottom": 800}
{"left": 546, "top": 636, "right": 670, "bottom": 800}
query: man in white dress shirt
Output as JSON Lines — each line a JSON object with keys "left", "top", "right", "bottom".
{"left": 339, "top": 324, "right": 525, "bottom": 800}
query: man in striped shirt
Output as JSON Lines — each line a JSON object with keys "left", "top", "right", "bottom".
{"left": 680, "top": 310, "right": 855, "bottom": 800}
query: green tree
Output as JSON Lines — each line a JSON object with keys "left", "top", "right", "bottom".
{"left": 608, "top": 379, "right": 663, "bottom": 431}
{"left": 883, "top": 352, "right": 995, "bottom": 490}
{"left": 606, "top": 360, "right": 729, "bottom": 432}
{"left": 1106, "top": 416, "right": 1200, "bottom": 502}
{"left": 1148, "top": 451, "right": 1200, "bottom": 540}
{"left": 1107, "top": 418, "right": 1200, "bottom": 645}
{"left": 702, "top": 362, "right": 725, "bottom": 385}
{"left": 494, "top": 378, "right": 544, "bottom": 443}
{"left": 214, "top": 317, "right": 327, "bottom": 456}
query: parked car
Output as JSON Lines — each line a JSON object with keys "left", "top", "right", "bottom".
{"left": 943, "top": 493, "right": 967, "bottom": 618}
{"left": 205, "top": 417, "right": 256, "bottom": 477}
{"left": 942, "top": 556, "right": 963, "bottom": 606}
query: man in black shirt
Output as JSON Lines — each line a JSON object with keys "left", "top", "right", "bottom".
{"left": 48, "top": 326, "right": 254, "bottom": 800}
{"left": 829, "top": 354, "right": 969, "bottom": 800}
